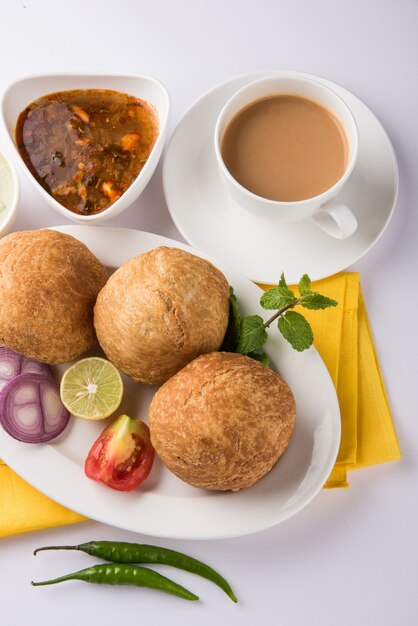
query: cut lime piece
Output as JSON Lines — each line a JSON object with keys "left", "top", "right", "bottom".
{"left": 60, "top": 357, "right": 123, "bottom": 420}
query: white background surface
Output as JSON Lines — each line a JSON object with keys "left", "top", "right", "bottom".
{"left": 0, "top": 1, "right": 417, "bottom": 624}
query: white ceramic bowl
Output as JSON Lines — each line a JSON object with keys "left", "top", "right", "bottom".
{"left": 0, "top": 148, "right": 19, "bottom": 237}
{"left": 0, "top": 73, "right": 170, "bottom": 223}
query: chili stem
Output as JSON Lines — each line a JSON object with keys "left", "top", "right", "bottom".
{"left": 34, "top": 545, "right": 79, "bottom": 556}
{"left": 32, "top": 574, "right": 75, "bottom": 586}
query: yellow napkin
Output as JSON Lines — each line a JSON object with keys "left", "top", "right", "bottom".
{"left": 0, "top": 273, "right": 401, "bottom": 538}
{"left": 0, "top": 465, "right": 85, "bottom": 538}
{"left": 287, "top": 272, "right": 401, "bottom": 488}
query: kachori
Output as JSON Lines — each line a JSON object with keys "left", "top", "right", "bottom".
{"left": 149, "top": 351, "right": 296, "bottom": 491}
{"left": 94, "top": 246, "right": 230, "bottom": 385}
{"left": 0, "top": 229, "right": 108, "bottom": 363}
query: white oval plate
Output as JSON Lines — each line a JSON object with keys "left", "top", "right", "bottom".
{"left": 163, "top": 71, "right": 398, "bottom": 284}
{"left": 0, "top": 226, "right": 340, "bottom": 540}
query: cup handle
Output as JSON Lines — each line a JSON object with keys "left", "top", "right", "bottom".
{"left": 311, "top": 200, "right": 358, "bottom": 239}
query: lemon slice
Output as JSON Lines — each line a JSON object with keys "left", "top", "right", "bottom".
{"left": 60, "top": 357, "right": 123, "bottom": 420}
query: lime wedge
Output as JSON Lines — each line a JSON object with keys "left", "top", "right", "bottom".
{"left": 60, "top": 357, "right": 123, "bottom": 420}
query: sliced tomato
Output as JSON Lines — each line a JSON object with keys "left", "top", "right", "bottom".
{"left": 84, "top": 414, "right": 155, "bottom": 492}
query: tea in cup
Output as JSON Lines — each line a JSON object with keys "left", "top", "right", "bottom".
{"left": 214, "top": 74, "right": 358, "bottom": 239}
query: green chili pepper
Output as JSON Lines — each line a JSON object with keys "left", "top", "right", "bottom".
{"left": 34, "top": 541, "right": 237, "bottom": 602}
{"left": 31, "top": 563, "right": 198, "bottom": 601}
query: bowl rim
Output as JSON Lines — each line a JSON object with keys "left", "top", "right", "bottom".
{"left": 0, "top": 147, "right": 19, "bottom": 234}
{"left": 0, "top": 72, "right": 170, "bottom": 222}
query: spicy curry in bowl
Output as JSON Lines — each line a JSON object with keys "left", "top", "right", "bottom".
{"left": 16, "top": 89, "right": 158, "bottom": 215}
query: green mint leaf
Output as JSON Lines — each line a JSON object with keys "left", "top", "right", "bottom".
{"left": 278, "top": 272, "right": 288, "bottom": 289}
{"left": 277, "top": 273, "right": 295, "bottom": 298}
{"left": 298, "top": 274, "right": 311, "bottom": 295}
{"left": 221, "top": 286, "right": 242, "bottom": 351}
{"left": 300, "top": 292, "right": 338, "bottom": 310}
{"left": 236, "top": 315, "right": 267, "bottom": 354}
{"left": 260, "top": 286, "right": 297, "bottom": 310}
{"left": 229, "top": 287, "right": 241, "bottom": 338}
{"left": 248, "top": 352, "right": 270, "bottom": 366}
{"left": 277, "top": 310, "right": 313, "bottom": 352}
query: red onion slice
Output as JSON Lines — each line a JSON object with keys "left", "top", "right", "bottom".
{"left": 0, "top": 373, "right": 70, "bottom": 443}
{"left": 0, "top": 346, "right": 51, "bottom": 392}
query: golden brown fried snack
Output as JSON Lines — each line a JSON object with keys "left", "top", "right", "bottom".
{"left": 94, "top": 246, "right": 230, "bottom": 385}
{"left": 149, "top": 352, "right": 296, "bottom": 491}
{"left": 0, "top": 229, "right": 108, "bottom": 363}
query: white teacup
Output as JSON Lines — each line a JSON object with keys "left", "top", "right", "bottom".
{"left": 214, "top": 74, "right": 359, "bottom": 239}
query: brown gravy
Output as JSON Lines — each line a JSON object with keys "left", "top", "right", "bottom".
{"left": 16, "top": 89, "right": 158, "bottom": 215}
{"left": 220, "top": 95, "right": 348, "bottom": 202}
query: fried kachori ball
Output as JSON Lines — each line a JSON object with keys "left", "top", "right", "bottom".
{"left": 0, "top": 229, "right": 108, "bottom": 363}
{"left": 94, "top": 246, "right": 230, "bottom": 385}
{"left": 149, "top": 352, "right": 296, "bottom": 491}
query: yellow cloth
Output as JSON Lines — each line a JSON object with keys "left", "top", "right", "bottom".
{"left": 0, "top": 465, "right": 85, "bottom": 538}
{"left": 286, "top": 272, "right": 401, "bottom": 488}
{"left": 0, "top": 272, "right": 401, "bottom": 538}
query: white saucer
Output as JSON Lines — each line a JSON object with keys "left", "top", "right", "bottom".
{"left": 163, "top": 72, "right": 398, "bottom": 284}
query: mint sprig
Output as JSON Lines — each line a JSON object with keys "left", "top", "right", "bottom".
{"left": 220, "top": 287, "right": 242, "bottom": 352}
{"left": 248, "top": 351, "right": 270, "bottom": 366}
{"left": 298, "top": 274, "right": 311, "bottom": 295}
{"left": 299, "top": 292, "right": 338, "bottom": 310}
{"left": 259, "top": 285, "right": 296, "bottom": 310}
{"left": 277, "top": 311, "right": 314, "bottom": 351}
{"left": 233, "top": 273, "right": 337, "bottom": 355}
{"left": 221, "top": 288, "right": 269, "bottom": 363}
{"left": 236, "top": 315, "right": 267, "bottom": 354}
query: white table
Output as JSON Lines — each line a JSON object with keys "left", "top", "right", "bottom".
{"left": 1, "top": 1, "right": 417, "bottom": 623}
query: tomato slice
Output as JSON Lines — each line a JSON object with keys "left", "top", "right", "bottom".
{"left": 84, "top": 414, "right": 155, "bottom": 492}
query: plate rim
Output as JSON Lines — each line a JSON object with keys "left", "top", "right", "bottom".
{"left": 162, "top": 70, "right": 399, "bottom": 284}
{"left": 0, "top": 225, "right": 341, "bottom": 540}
